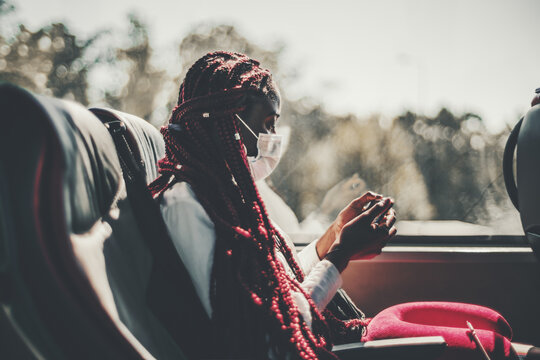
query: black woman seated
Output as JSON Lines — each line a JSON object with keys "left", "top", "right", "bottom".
{"left": 149, "top": 51, "right": 396, "bottom": 359}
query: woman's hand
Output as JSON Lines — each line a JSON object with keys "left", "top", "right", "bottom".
{"left": 316, "top": 191, "right": 383, "bottom": 258}
{"left": 324, "top": 196, "right": 397, "bottom": 272}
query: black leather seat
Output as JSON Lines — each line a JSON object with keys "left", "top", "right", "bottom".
{"left": 89, "top": 107, "right": 211, "bottom": 359}
{"left": 504, "top": 93, "right": 540, "bottom": 260}
{"left": 0, "top": 84, "right": 187, "bottom": 359}
{"left": 503, "top": 90, "right": 540, "bottom": 359}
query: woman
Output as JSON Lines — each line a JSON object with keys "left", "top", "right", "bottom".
{"left": 150, "top": 51, "right": 396, "bottom": 359}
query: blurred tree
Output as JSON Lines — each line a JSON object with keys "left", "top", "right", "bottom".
{"left": 0, "top": 0, "right": 13, "bottom": 16}
{"left": 0, "top": 16, "right": 100, "bottom": 105}
{"left": 165, "top": 24, "right": 286, "bottom": 119}
{"left": 271, "top": 101, "right": 341, "bottom": 218}
{"left": 284, "top": 110, "right": 434, "bottom": 221}
{"left": 395, "top": 109, "right": 509, "bottom": 223}
{"left": 104, "top": 15, "right": 166, "bottom": 120}
{"left": 0, "top": 1, "right": 99, "bottom": 104}
{"left": 176, "top": 24, "right": 283, "bottom": 87}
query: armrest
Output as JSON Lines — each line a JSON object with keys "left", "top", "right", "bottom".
{"left": 332, "top": 336, "right": 447, "bottom": 360}
{"left": 513, "top": 343, "right": 540, "bottom": 359}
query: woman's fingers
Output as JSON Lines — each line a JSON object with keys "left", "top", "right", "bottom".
{"left": 385, "top": 209, "right": 396, "bottom": 228}
{"left": 377, "top": 209, "right": 396, "bottom": 229}
{"left": 339, "top": 199, "right": 397, "bottom": 261}
{"left": 364, "top": 198, "right": 393, "bottom": 224}
{"left": 349, "top": 191, "right": 383, "bottom": 210}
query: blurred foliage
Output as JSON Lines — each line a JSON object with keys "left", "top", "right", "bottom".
{"left": 394, "top": 110, "right": 510, "bottom": 222}
{"left": 177, "top": 24, "right": 283, "bottom": 86}
{"left": 0, "top": 0, "right": 14, "bottom": 16}
{"left": 0, "top": 4, "right": 517, "bottom": 227}
{"left": 0, "top": 18, "right": 100, "bottom": 104}
{"left": 104, "top": 15, "right": 166, "bottom": 119}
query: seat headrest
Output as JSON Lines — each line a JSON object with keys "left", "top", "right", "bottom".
{"left": 516, "top": 105, "right": 540, "bottom": 233}
{"left": 0, "top": 84, "right": 121, "bottom": 235}
{"left": 504, "top": 100, "right": 540, "bottom": 259}
{"left": 89, "top": 108, "right": 165, "bottom": 184}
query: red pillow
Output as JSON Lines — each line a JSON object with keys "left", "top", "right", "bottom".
{"left": 362, "top": 302, "right": 515, "bottom": 360}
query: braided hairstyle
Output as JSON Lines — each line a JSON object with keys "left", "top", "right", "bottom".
{"left": 150, "top": 51, "right": 338, "bottom": 359}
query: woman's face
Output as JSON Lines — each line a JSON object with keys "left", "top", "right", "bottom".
{"left": 240, "top": 92, "right": 281, "bottom": 157}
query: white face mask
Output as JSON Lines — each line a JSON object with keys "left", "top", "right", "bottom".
{"left": 235, "top": 114, "right": 283, "bottom": 181}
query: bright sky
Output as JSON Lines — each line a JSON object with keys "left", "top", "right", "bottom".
{"left": 13, "top": 0, "right": 540, "bottom": 132}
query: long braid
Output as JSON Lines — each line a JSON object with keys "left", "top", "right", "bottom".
{"left": 150, "top": 51, "right": 337, "bottom": 359}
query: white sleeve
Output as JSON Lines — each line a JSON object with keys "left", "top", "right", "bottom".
{"left": 297, "top": 239, "right": 321, "bottom": 275}
{"left": 298, "top": 241, "right": 343, "bottom": 311}
{"left": 276, "top": 252, "right": 342, "bottom": 329}
{"left": 271, "top": 220, "right": 321, "bottom": 276}
{"left": 160, "top": 183, "right": 215, "bottom": 318}
{"left": 300, "top": 260, "right": 342, "bottom": 311}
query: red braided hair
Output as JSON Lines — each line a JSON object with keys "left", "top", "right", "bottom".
{"left": 150, "top": 52, "right": 337, "bottom": 359}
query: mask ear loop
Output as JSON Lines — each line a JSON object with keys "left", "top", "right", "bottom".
{"left": 235, "top": 114, "right": 259, "bottom": 139}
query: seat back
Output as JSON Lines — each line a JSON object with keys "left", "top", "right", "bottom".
{"left": 90, "top": 107, "right": 211, "bottom": 358}
{"left": 90, "top": 108, "right": 165, "bottom": 185}
{"left": 0, "top": 84, "right": 187, "bottom": 359}
{"left": 503, "top": 89, "right": 540, "bottom": 259}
